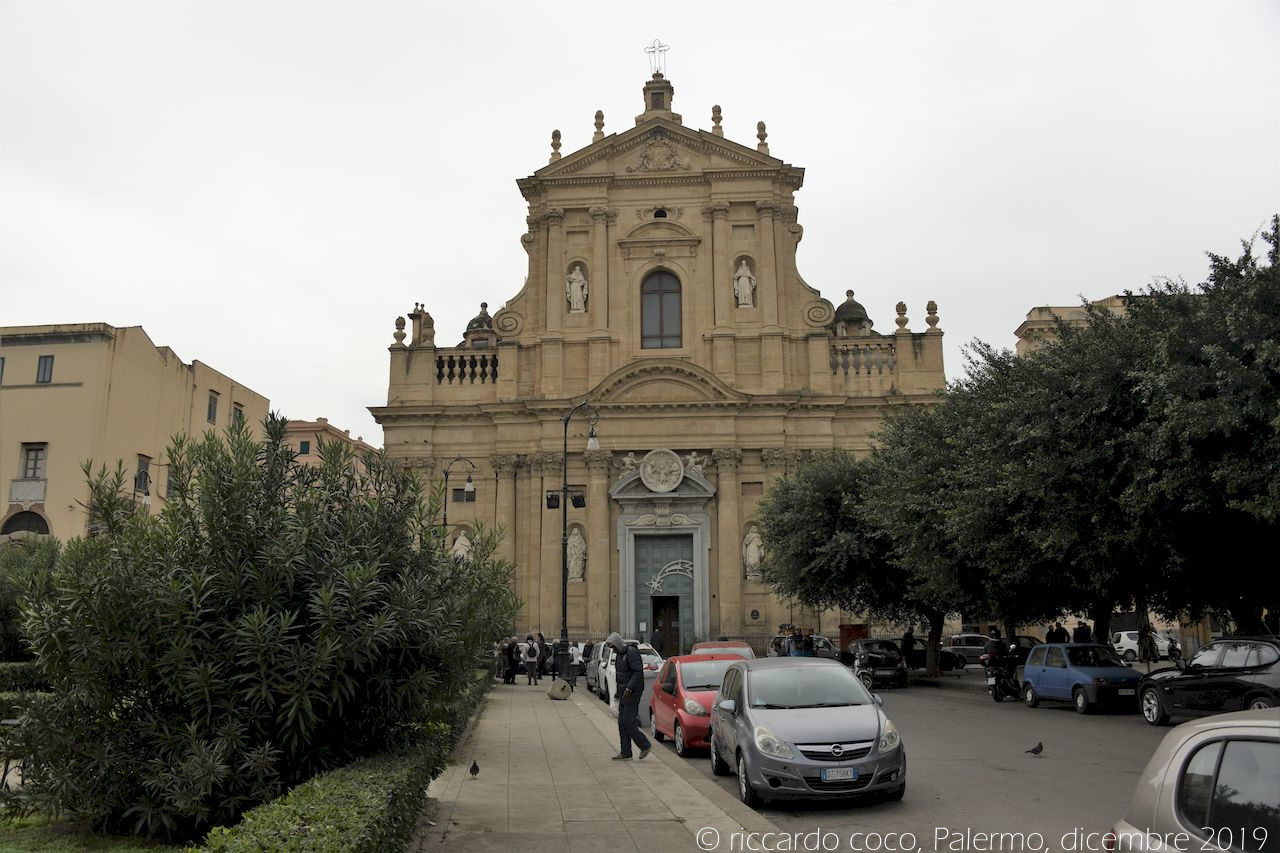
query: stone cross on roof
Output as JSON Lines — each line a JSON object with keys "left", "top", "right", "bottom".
{"left": 644, "top": 38, "right": 669, "bottom": 75}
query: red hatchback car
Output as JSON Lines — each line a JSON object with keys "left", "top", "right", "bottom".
{"left": 649, "top": 654, "right": 742, "bottom": 757}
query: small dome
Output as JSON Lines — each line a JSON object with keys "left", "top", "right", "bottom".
{"left": 465, "top": 302, "right": 493, "bottom": 333}
{"left": 833, "top": 290, "right": 870, "bottom": 325}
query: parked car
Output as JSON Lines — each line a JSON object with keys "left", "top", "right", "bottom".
{"left": 1108, "top": 709, "right": 1279, "bottom": 852}
{"left": 584, "top": 641, "right": 609, "bottom": 694}
{"left": 600, "top": 641, "right": 663, "bottom": 701}
{"left": 1139, "top": 637, "right": 1280, "bottom": 726}
{"left": 649, "top": 653, "right": 741, "bottom": 757}
{"left": 890, "top": 638, "right": 965, "bottom": 672}
{"left": 708, "top": 657, "right": 906, "bottom": 806}
{"left": 1111, "top": 630, "right": 1172, "bottom": 662}
{"left": 1020, "top": 643, "right": 1140, "bottom": 714}
{"left": 947, "top": 633, "right": 992, "bottom": 666}
{"left": 766, "top": 634, "right": 839, "bottom": 659}
{"left": 848, "top": 639, "right": 909, "bottom": 688}
{"left": 690, "top": 640, "right": 756, "bottom": 660}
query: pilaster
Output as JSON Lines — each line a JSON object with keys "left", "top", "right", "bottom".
{"left": 584, "top": 449, "right": 614, "bottom": 636}
{"left": 490, "top": 454, "right": 520, "bottom": 580}
{"left": 712, "top": 448, "right": 744, "bottom": 638}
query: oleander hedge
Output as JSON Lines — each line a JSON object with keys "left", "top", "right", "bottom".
{"left": 196, "top": 669, "right": 490, "bottom": 852}
{"left": 0, "top": 661, "right": 48, "bottom": 693}
{"left": 0, "top": 689, "right": 49, "bottom": 720}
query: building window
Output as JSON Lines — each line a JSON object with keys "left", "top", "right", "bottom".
{"left": 641, "top": 271, "right": 682, "bottom": 348}
{"left": 1, "top": 511, "right": 49, "bottom": 536}
{"left": 36, "top": 355, "right": 54, "bottom": 384}
{"left": 166, "top": 465, "right": 175, "bottom": 498}
{"left": 207, "top": 391, "right": 219, "bottom": 424}
{"left": 299, "top": 440, "right": 311, "bottom": 455}
{"left": 232, "top": 403, "right": 245, "bottom": 428}
{"left": 0, "top": 356, "right": 5, "bottom": 384}
{"left": 651, "top": 92, "right": 664, "bottom": 110}
{"left": 451, "top": 488, "right": 477, "bottom": 503}
{"left": 135, "top": 456, "right": 152, "bottom": 496}
{"left": 21, "top": 444, "right": 47, "bottom": 479}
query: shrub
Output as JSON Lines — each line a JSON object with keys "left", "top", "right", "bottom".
{"left": 7, "top": 417, "right": 519, "bottom": 842}
{"left": 0, "top": 537, "right": 56, "bottom": 662}
{"left": 0, "top": 661, "right": 48, "bottom": 693}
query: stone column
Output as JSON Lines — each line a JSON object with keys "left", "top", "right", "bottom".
{"left": 543, "top": 209, "right": 566, "bottom": 397}
{"left": 713, "top": 448, "right": 744, "bottom": 639}
{"left": 490, "top": 454, "right": 520, "bottom": 585}
{"left": 588, "top": 207, "right": 615, "bottom": 388}
{"left": 533, "top": 451, "right": 563, "bottom": 637}
{"left": 756, "top": 200, "right": 784, "bottom": 389}
{"left": 514, "top": 454, "right": 538, "bottom": 631}
{"left": 705, "top": 201, "right": 735, "bottom": 384}
{"left": 584, "top": 449, "right": 613, "bottom": 637}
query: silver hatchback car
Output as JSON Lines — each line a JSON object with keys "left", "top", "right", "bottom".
{"left": 708, "top": 657, "right": 907, "bottom": 807}
{"left": 1109, "top": 708, "right": 1278, "bottom": 852}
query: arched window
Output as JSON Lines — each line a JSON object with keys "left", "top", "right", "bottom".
{"left": 641, "top": 271, "right": 681, "bottom": 349}
{"left": 1, "top": 511, "right": 49, "bottom": 536}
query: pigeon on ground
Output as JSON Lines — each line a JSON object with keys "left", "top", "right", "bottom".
{"left": 1025, "top": 742, "right": 1043, "bottom": 756}
{"left": 469, "top": 759, "right": 479, "bottom": 779}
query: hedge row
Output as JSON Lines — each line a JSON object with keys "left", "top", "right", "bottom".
{"left": 0, "top": 691, "right": 49, "bottom": 720}
{"left": 197, "top": 671, "right": 491, "bottom": 853}
{"left": 0, "top": 662, "right": 48, "bottom": 693}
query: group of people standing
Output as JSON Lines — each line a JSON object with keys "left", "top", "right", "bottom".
{"left": 497, "top": 633, "right": 551, "bottom": 685}
{"left": 1044, "top": 621, "right": 1093, "bottom": 643}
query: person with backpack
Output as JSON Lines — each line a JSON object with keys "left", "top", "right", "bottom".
{"left": 523, "top": 634, "right": 540, "bottom": 685}
{"left": 605, "top": 632, "right": 650, "bottom": 761}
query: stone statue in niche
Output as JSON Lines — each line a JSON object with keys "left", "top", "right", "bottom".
{"left": 567, "top": 528, "right": 587, "bottom": 581}
{"left": 452, "top": 529, "right": 472, "bottom": 560}
{"left": 733, "top": 259, "right": 757, "bottom": 308}
{"left": 742, "top": 524, "right": 763, "bottom": 581}
{"left": 566, "top": 265, "right": 589, "bottom": 313}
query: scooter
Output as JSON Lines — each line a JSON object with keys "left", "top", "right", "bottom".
{"left": 981, "top": 645, "right": 1020, "bottom": 702}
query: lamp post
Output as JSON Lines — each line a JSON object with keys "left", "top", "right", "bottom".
{"left": 556, "top": 399, "right": 599, "bottom": 687}
{"left": 441, "top": 456, "right": 477, "bottom": 531}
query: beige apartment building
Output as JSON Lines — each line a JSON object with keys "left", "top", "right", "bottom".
{"left": 372, "top": 72, "right": 947, "bottom": 651}
{"left": 1014, "top": 295, "right": 1127, "bottom": 355}
{"left": 283, "top": 417, "right": 377, "bottom": 475}
{"left": 0, "top": 323, "right": 269, "bottom": 540}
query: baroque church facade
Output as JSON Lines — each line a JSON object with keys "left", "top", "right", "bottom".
{"left": 371, "top": 73, "right": 945, "bottom": 651}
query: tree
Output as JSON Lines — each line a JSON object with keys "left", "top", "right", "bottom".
{"left": 8, "top": 416, "right": 519, "bottom": 841}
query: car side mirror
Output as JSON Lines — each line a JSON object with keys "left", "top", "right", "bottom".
{"left": 717, "top": 699, "right": 737, "bottom": 714}
{"left": 873, "top": 693, "right": 884, "bottom": 706}
{"left": 1175, "top": 658, "right": 1186, "bottom": 671}
{"left": 661, "top": 682, "right": 675, "bottom": 694}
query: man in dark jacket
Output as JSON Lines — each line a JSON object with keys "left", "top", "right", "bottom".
{"left": 606, "top": 632, "right": 650, "bottom": 761}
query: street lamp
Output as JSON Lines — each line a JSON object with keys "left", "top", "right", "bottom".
{"left": 555, "top": 399, "right": 599, "bottom": 687}
{"left": 441, "top": 456, "right": 477, "bottom": 531}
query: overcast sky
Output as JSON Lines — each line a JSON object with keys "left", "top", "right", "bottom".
{"left": 3, "top": 1, "right": 1276, "bottom": 448}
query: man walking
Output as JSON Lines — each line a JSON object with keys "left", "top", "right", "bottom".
{"left": 605, "top": 632, "right": 650, "bottom": 761}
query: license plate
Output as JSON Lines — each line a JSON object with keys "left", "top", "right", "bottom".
{"left": 986, "top": 676, "right": 997, "bottom": 685}
{"left": 1118, "top": 688, "right": 1135, "bottom": 696}
{"left": 821, "top": 767, "right": 856, "bottom": 781}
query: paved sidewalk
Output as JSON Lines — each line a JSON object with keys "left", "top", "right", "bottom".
{"left": 413, "top": 678, "right": 780, "bottom": 852}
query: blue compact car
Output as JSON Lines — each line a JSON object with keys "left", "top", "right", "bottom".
{"left": 1020, "top": 643, "right": 1140, "bottom": 714}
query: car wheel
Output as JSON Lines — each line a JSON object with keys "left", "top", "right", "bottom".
{"left": 709, "top": 733, "right": 730, "bottom": 776}
{"left": 1024, "top": 683, "right": 1040, "bottom": 708}
{"left": 990, "top": 685, "right": 1004, "bottom": 703}
{"left": 1072, "top": 686, "right": 1092, "bottom": 714}
{"left": 1246, "top": 696, "right": 1274, "bottom": 711}
{"left": 1123, "top": 649, "right": 1136, "bottom": 663}
{"left": 1141, "top": 687, "right": 1169, "bottom": 725}
{"left": 674, "top": 721, "right": 687, "bottom": 757}
{"left": 858, "top": 671, "right": 874, "bottom": 690}
{"left": 650, "top": 714, "right": 665, "bottom": 742}
{"left": 737, "top": 753, "right": 762, "bottom": 808}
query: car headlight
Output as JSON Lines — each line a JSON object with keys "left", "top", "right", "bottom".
{"left": 878, "top": 717, "right": 901, "bottom": 753}
{"left": 754, "top": 725, "right": 793, "bottom": 759}
{"left": 683, "top": 698, "right": 708, "bottom": 716}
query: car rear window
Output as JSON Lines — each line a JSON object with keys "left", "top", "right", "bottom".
{"left": 680, "top": 660, "right": 734, "bottom": 690}
{"left": 1067, "top": 646, "right": 1125, "bottom": 668}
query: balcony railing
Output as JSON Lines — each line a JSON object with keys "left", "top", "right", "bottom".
{"left": 830, "top": 341, "right": 896, "bottom": 378}
{"left": 436, "top": 352, "right": 498, "bottom": 385}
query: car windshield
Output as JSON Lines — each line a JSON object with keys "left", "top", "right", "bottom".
{"left": 864, "top": 641, "right": 900, "bottom": 654}
{"left": 680, "top": 660, "right": 734, "bottom": 690}
{"left": 748, "top": 667, "right": 870, "bottom": 709}
{"left": 693, "top": 646, "right": 754, "bottom": 659}
{"left": 1067, "top": 646, "right": 1125, "bottom": 668}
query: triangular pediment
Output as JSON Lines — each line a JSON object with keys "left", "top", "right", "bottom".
{"left": 534, "top": 121, "right": 783, "bottom": 180}
{"left": 593, "top": 359, "right": 749, "bottom": 406}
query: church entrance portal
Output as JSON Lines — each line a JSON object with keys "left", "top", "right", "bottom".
{"left": 634, "top": 535, "right": 693, "bottom": 656}
{"left": 651, "top": 596, "right": 679, "bottom": 656}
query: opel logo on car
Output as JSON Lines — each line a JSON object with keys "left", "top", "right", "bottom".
{"left": 831, "top": 744, "right": 844, "bottom": 757}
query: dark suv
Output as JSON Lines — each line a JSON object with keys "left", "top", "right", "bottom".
{"left": 1139, "top": 636, "right": 1280, "bottom": 725}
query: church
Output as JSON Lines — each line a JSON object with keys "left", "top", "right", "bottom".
{"left": 370, "top": 68, "right": 945, "bottom": 653}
